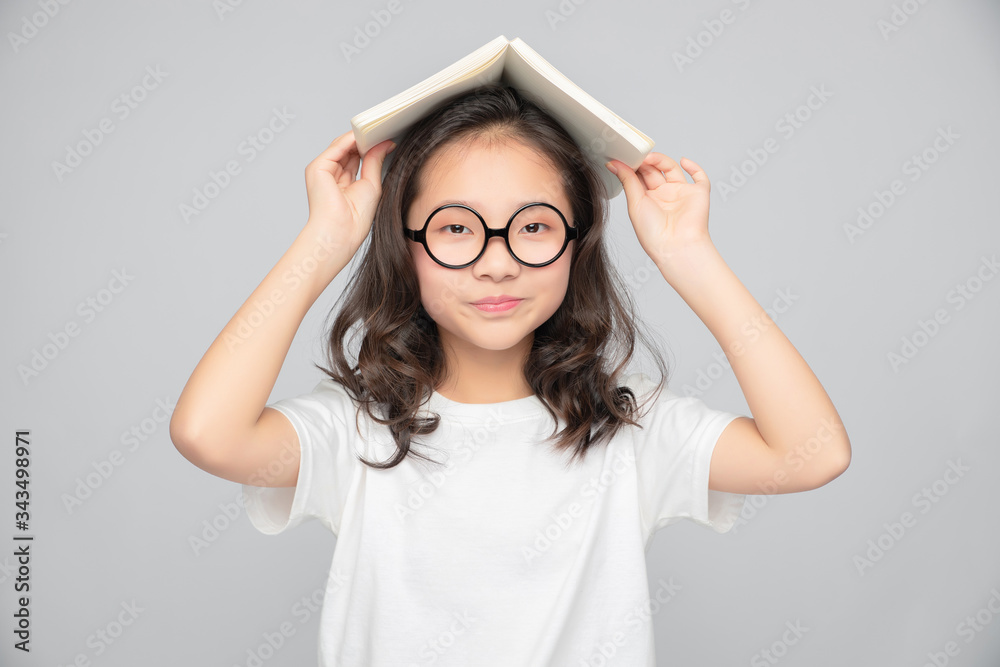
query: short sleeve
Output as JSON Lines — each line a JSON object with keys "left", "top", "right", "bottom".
{"left": 628, "top": 372, "right": 747, "bottom": 538}
{"left": 241, "top": 379, "right": 362, "bottom": 536}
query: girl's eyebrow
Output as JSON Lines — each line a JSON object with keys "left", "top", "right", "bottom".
{"left": 433, "top": 198, "right": 556, "bottom": 211}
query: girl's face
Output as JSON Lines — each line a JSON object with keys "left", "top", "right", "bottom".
{"left": 405, "top": 138, "right": 575, "bottom": 359}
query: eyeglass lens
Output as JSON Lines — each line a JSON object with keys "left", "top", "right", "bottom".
{"left": 424, "top": 205, "right": 568, "bottom": 266}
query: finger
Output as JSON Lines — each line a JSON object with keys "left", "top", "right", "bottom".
{"left": 344, "top": 150, "right": 360, "bottom": 181}
{"left": 679, "top": 157, "right": 710, "bottom": 187}
{"left": 636, "top": 161, "right": 668, "bottom": 191}
{"left": 640, "top": 152, "right": 689, "bottom": 185}
{"left": 358, "top": 138, "right": 396, "bottom": 188}
{"left": 606, "top": 159, "right": 647, "bottom": 205}
{"left": 308, "top": 131, "right": 359, "bottom": 180}
{"left": 314, "top": 130, "right": 357, "bottom": 165}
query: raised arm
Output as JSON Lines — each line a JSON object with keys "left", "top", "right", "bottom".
{"left": 606, "top": 153, "right": 851, "bottom": 495}
{"left": 169, "top": 132, "right": 396, "bottom": 487}
{"left": 660, "top": 239, "right": 851, "bottom": 494}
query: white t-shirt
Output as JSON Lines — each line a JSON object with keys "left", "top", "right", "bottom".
{"left": 241, "top": 372, "right": 746, "bottom": 667}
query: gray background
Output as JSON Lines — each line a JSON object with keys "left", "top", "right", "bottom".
{"left": 2, "top": 0, "right": 999, "bottom": 665}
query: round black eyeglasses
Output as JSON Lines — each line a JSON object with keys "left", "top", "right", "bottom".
{"left": 404, "top": 202, "right": 583, "bottom": 269}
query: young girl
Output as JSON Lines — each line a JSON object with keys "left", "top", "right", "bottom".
{"left": 171, "top": 82, "right": 851, "bottom": 666}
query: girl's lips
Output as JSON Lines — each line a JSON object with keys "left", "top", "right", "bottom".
{"left": 471, "top": 299, "right": 522, "bottom": 312}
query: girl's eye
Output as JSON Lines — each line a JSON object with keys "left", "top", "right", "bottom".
{"left": 521, "top": 223, "right": 548, "bottom": 234}
{"left": 446, "top": 225, "right": 471, "bottom": 235}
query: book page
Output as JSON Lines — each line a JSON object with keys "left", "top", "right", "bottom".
{"left": 352, "top": 37, "right": 510, "bottom": 153}
{"left": 504, "top": 39, "right": 654, "bottom": 199}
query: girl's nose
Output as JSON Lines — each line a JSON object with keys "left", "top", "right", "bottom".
{"left": 474, "top": 236, "right": 520, "bottom": 275}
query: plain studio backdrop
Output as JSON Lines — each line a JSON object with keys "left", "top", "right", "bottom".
{"left": 2, "top": 1, "right": 999, "bottom": 665}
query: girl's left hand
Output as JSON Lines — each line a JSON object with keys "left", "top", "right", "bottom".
{"left": 606, "top": 153, "right": 713, "bottom": 266}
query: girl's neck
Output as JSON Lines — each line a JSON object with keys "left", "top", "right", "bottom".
{"left": 436, "top": 335, "right": 534, "bottom": 404}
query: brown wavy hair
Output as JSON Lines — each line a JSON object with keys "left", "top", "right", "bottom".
{"left": 316, "top": 81, "right": 670, "bottom": 469}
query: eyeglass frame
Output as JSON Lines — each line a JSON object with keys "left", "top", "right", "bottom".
{"left": 403, "top": 202, "right": 583, "bottom": 269}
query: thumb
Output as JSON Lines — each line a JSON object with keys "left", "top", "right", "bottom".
{"left": 359, "top": 139, "right": 397, "bottom": 188}
{"left": 606, "top": 159, "right": 644, "bottom": 204}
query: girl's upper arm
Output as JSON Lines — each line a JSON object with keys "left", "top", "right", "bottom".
{"left": 173, "top": 407, "right": 301, "bottom": 488}
{"left": 708, "top": 417, "right": 844, "bottom": 495}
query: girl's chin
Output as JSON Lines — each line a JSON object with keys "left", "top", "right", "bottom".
{"left": 441, "top": 328, "right": 533, "bottom": 353}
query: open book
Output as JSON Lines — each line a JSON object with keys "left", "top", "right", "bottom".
{"left": 350, "top": 35, "right": 654, "bottom": 200}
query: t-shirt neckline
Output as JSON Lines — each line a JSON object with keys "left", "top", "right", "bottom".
{"left": 426, "top": 388, "right": 546, "bottom": 420}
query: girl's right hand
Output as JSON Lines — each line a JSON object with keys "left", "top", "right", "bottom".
{"left": 303, "top": 131, "right": 396, "bottom": 255}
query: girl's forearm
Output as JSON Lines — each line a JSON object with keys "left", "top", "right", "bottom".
{"left": 656, "top": 239, "right": 851, "bottom": 473}
{"left": 170, "top": 223, "right": 354, "bottom": 457}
